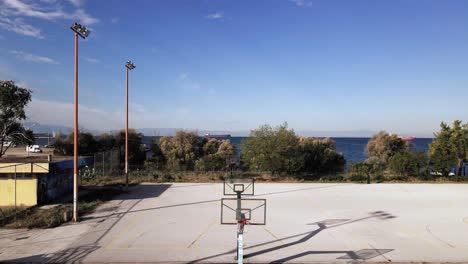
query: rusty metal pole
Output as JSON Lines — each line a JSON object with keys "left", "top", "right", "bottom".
{"left": 125, "top": 66, "right": 129, "bottom": 189}
{"left": 73, "top": 31, "right": 79, "bottom": 222}
{"left": 14, "top": 165, "right": 17, "bottom": 213}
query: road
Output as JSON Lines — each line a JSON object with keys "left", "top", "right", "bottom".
{"left": 1, "top": 182, "right": 468, "bottom": 263}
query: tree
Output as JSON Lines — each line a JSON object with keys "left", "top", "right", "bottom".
{"left": 0, "top": 80, "right": 34, "bottom": 157}
{"left": 98, "top": 133, "right": 117, "bottom": 151}
{"left": 195, "top": 154, "right": 226, "bottom": 171}
{"left": 53, "top": 131, "right": 99, "bottom": 155}
{"left": 299, "top": 137, "right": 345, "bottom": 176}
{"left": 148, "top": 138, "right": 166, "bottom": 168}
{"left": 366, "top": 131, "right": 409, "bottom": 165}
{"left": 115, "top": 129, "right": 146, "bottom": 166}
{"left": 217, "top": 140, "right": 236, "bottom": 160}
{"left": 203, "top": 138, "right": 221, "bottom": 156}
{"left": 195, "top": 139, "right": 237, "bottom": 171}
{"left": 429, "top": 121, "right": 467, "bottom": 176}
{"left": 159, "top": 131, "right": 203, "bottom": 170}
{"left": 388, "top": 151, "right": 428, "bottom": 176}
{"left": 241, "top": 123, "right": 303, "bottom": 174}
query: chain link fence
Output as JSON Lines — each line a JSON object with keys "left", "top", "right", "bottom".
{"left": 79, "top": 149, "right": 121, "bottom": 182}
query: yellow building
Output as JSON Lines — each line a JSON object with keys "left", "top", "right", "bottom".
{"left": 0, "top": 162, "right": 49, "bottom": 207}
{"left": 0, "top": 157, "right": 93, "bottom": 207}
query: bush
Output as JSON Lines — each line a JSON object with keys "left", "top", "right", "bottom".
{"left": 347, "top": 159, "right": 384, "bottom": 182}
{"left": 347, "top": 174, "right": 368, "bottom": 182}
{"left": 366, "top": 131, "right": 409, "bottom": 165}
{"left": 388, "top": 151, "right": 428, "bottom": 176}
{"left": 386, "top": 174, "right": 410, "bottom": 182}
{"left": 241, "top": 123, "right": 346, "bottom": 176}
{"left": 373, "top": 174, "right": 385, "bottom": 183}
{"left": 195, "top": 154, "right": 226, "bottom": 171}
{"left": 319, "top": 174, "right": 345, "bottom": 182}
{"left": 241, "top": 123, "right": 303, "bottom": 175}
{"left": 300, "top": 137, "right": 346, "bottom": 175}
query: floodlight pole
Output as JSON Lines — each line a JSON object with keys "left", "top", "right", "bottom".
{"left": 125, "top": 61, "right": 135, "bottom": 190}
{"left": 73, "top": 31, "right": 79, "bottom": 222}
{"left": 125, "top": 65, "right": 129, "bottom": 189}
{"left": 70, "top": 22, "right": 90, "bottom": 222}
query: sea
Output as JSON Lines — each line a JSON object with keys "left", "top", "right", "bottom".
{"left": 229, "top": 137, "right": 432, "bottom": 164}
{"left": 36, "top": 136, "right": 433, "bottom": 164}
{"left": 142, "top": 136, "right": 433, "bottom": 164}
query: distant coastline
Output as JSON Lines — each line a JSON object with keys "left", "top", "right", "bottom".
{"left": 33, "top": 135, "right": 432, "bottom": 164}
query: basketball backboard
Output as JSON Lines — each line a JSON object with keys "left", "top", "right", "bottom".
{"left": 221, "top": 198, "right": 266, "bottom": 225}
{"left": 223, "top": 177, "right": 255, "bottom": 196}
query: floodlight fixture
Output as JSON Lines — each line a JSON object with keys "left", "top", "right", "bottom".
{"left": 126, "top": 61, "right": 136, "bottom": 70}
{"left": 70, "top": 22, "right": 90, "bottom": 39}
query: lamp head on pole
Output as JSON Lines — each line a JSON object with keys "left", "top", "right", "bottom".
{"left": 126, "top": 61, "right": 136, "bottom": 70}
{"left": 71, "top": 22, "right": 90, "bottom": 39}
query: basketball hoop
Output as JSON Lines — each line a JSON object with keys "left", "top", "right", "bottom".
{"left": 221, "top": 177, "right": 266, "bottom": 264}
{"left": 238, "top": 219, "right": 249, "bottom": 225}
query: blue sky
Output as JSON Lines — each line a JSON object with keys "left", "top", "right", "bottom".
{"left": 0, "top": 0, "right": 467, "bottom": 137}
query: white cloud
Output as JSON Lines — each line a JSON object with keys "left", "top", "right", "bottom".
{"left": 9, "top": 50, "right": 59, "bottom": 64}
{"left": 0, "top": 15, "right": 43, "bottom": 38}
{"left": 130, "top": 102, "right": 146, "bottom": 114}
{"left": 73, "top": 8, "right": 98, "bottom": 25}
{"left": 27, "top": 98, "right": 121, "bottom": 130}
{"left": 206, "top": 12, "right": 223, "bottom": 20}
{"left": 83, "top": 57, "right": 99, "bottom": 64}
{"left": 110, "top": 17, "right": 119, "bottom": 24}
{"left": 26, "top": 98, "right": 164, "bottom": 131}
{"left": 2, "top": 0, "right": 68, "bottom": 20}
{"left": 290, "top": 0, "right": 314, "bottom": 7}
{"left": 68, "top": 0, "right": 83, "bottom": 7}
{"left": 0, "top": 0, "right": 98, "bottom": 38}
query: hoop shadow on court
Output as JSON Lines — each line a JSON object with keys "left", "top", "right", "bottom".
{"left": 189, "top": 210, "right": 397, "bottom": 263}
{"left": 244, "top": 211, "right": 396, "bottom": 261}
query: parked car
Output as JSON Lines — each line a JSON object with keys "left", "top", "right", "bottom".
{"left": 26, "top": 145, "right": 42, "bottom": 153}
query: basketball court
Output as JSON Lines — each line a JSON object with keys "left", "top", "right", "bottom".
{"left": 63, "top": 182, "right": 468, "bottom": 263}
{"left": 2, "top": 182, "right": 468, "bottom": 263}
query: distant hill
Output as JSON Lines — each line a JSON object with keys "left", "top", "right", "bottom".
{"left": 26, "top": 121, "right": 426, "bottom": 138}
{"left": 23, "top": 121, "right": 72, "bottom": 134}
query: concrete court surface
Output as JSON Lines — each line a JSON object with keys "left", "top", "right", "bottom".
{"left": 1, "top": 182, "right": 468, "bottom": 263}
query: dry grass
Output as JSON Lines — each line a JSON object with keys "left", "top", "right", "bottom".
{"left": 0, "top": 187, "right": 123, "bottom": 229}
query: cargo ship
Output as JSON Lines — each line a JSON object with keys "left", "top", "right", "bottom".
{"left": 400, "top": 136, "right": 416, "bottom": 141}
{"left": 204, "top": 134, "right": 231, "bottom": 140}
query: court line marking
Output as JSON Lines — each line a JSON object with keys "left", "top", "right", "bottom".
{"left": 426, "top": 225, "right": 455, "bottom": 248}
{"left": 187, "top": 218, "right": 217, "bottom": 248}
{"left": 105, "top": 211, "right": 145, "bottom": 249}
{"left": 262, "top": 226, "right": 284, "bottom": 245}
